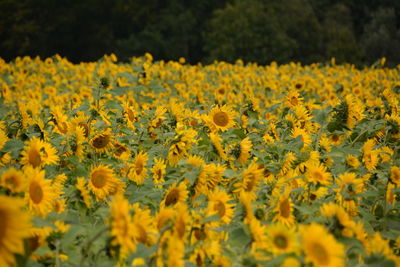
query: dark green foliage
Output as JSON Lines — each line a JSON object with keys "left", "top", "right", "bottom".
{"left": 0, "top": 0, "right": 400, "bottom": 65}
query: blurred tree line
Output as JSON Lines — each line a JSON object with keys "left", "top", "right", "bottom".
{"left": 1, "top": 0, "right": 400, "bottom": 66}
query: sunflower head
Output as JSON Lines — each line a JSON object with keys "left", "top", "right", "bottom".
{"left": 209, "top": 105, "right": 235, "bottom": 131}
{"left": 0, "top": 196, "right": 31, "bottom": 267}
{"left": 90, "top": 129, "right": 114, "bottom": 153}
{"left": 89, "top": 164, "right": 121, "bottom": 201}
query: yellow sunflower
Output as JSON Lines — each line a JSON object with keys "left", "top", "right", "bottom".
{"left": 75, "top": 177, "right": 92, "bottom": 208}
{"left": 206, "top": 189, "right": 235, "bottom": 225}
{"left": 291, "top": 127, "right": 312, "bottom": 146}
{"left": 390, "top": 166, "right": 400, "bottom": 186}
{"left": 24, "top": 167, "right": 56, "bottom": 217}
{"left": 0, "top": 196, "right": 31, "bottom": 267}
{"left": 132, "top": 203, "right": 158, "bottom": 246}
{"left": 110, "top": 194, "right": 136, "bottom": 258}
{"left": 300, "top": 223, "right": 345, "bottom": 267}
{"left": 209, "top": 105, "right": 235, "bottom": 131}
{"left": 305, "top": 162, "right": 332, "bottom": 185}
{"left": 161, "top": 182, "right": 188, "bottom": 208}
{"left": 151, "top": 158, "right": 166, "bottom": 185}
{"left": 209, "top": 132, "right": 228, "bottom": 160}
{"left": 128, "top": 151, "right": 148, "bottom": 185}
{"left": 195, "top": 163, "right": 226, "bottom": 196}
{"left": 238, "top": 137, "right": 252, "bottom": 164}
{"left": 90, "top": 129, "right": 114, "bottom": 153}
{"left": 362, "top": 139, "right": 379, "bottom": 171}
{"left": 0, "top": 167, "right": 26, "bottom": 193}
{"left": 233, "top": 162, "right": 264, "bottom": 200}
{"left": 346, "top": 154, "right": 360, "bottom": 168}
{"left": 266, "top": 223, "right": 298, "bottom": 255}
{"left": 88, "top": 164, "right": 121, "bottom": 201}
{"left": 0, "top": 127, "right": 8, "bottom": 150}
{"left": 273, "top": 188, "right": 295, "bottom": 226}
{"left": 20, "top": 137, "right": 59, "bottom": 168}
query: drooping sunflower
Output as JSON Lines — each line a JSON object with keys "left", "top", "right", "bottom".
{"left": 233, "top": 162, "right": 264, "bottom": 200}
{"left": 390, "top": 166, "right": 400, "bottom": 186}
{"left": 238, "top": 137, "right": 252, "bottom": 164}
{"left": 209, "top": 105, "right": 235, "bottom": 131}
{"left": 0, "top": 167, "right": 26, "bottom": 193}
{"left": 110, "top": 194, "right": 136, "bottom": 258}
{"left": 346, "top": 154, "right": 360, "bottom": 168}
{"left": 75, "top": 177, "right": 92, "bottom": 208}
{"left": 0, "top": 127, "right": 8, "bottom": 150}
{"left": 300, "top": 223, "right": 345, "bottom": 267}
{"left": 206, "top": 189, "right": 235, "bottom": 225}
{"left": 90, "top": 128, "right": 114, "bottom": 153}
{"left": 209, "top": 132, "right": 227, "bottom": 160}
{"left": 0, "top": 195, "right": 31, "bottom": 267}
{"left": 305, "top": 162, "right": 332, "bottom": 185}
{"left": 151, "top": 158, "right": 166, "bottom": 185}
{"left": 88, "top": 164, "right": 121, "bottom": 201}
{"left": 128, "top": 151, "right": 148, "bottom": 185}
{"left": 273, "top": 188, "right": 295, "bottom": 226}
{"left": 161, "top": 182, "right": 188, "bottom": 208}
{"left": 362, "top": 139, "right": 379, "bottom": 171}
{"left": 24, "top": 167, "right": 56, "bottom": 217}
{"left": 291, "top": 127, "right": 312, "bottom": 146}
{"left": 266, "top": 223, "right": 298, "bottom": 255}
{"left": 195, "top": 163, "right": 226, "bottom": 196}
{"left": 132, "top": 203, "right": 158, "bottom": 246}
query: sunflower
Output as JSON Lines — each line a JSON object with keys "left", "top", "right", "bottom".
{"left": 128, "top": 151, "right": 148, "bottom": 185}
{"left": 0, "top": 196, "right": 31, "bottom": 267}
{"left": 151, "top": 158, "right": 166, "bottom": 185}
{"left": 300, "top": 223, "right": 345, "bottom": 267}
{"left": 209, "top": 132, "right": 227, "bottom": 160}
{"left": 161, "top": 182, "right": 188, "bottom": 208}
{"left": 0, "top": 127, "right": 8, "bottom": 150}
{"left": 76, "top": 177, "right": 92, "bottom": 208}
{"left": 206, "top": 189, "right": 235, "bottom": 225}
{"left": 385, "top": 113, "right": 400, "bottom": 138}
{"left": 238, "top": 137, "right": 252, "bottom": 164}
{"left": 195, "top": 163, "right": 226, "bottom": 196}
{"left": 172, "top": 203, "right": 190, "bottom": 240}
{"left": 69, "top": 125, "right": 86, "bottom": 158}
{"left": 273, "top": 188, "right": 295, "bottom": 226}
{"left": 291, "top": 127, "right": 312, "bottom": 146}
{"left": 20, "top": 137, "right": 59, "bottom": 168}
{"left": 266, "top": 223, "right": 298, "bottom": 255}
{"left": 20, "top": 137, "right": 44, "bottom": 168}
{"left": 113, "top": 142, "right": 130, "bottom": 161}
{"left": 209, "top": 105, "right": 235, "bottom": 131}
{"left": 247, "top": 217, "right": 268, "bottom": 250}
{"left": 286, "top": 90, "right": 303, "bottom": 108}
{"left": 88, "top": 164, "right": 121, "bottom": 201}
{"left": 346, "top": 154, "right": 360, "bottom": 168}
{"left": 335, "top": 172, "right": 364, "bottom": 199}
{"left": 0, "top": 167, "right": 26, "bottom": 193}
{"left": 305, "top": 162, "right": 332, "bottom": 185}
{"left": 362, "top": 139, "right": 379, "bottom": 171}
{"left": 390, "top": 166, "right": 400, "bottom": 186}
{"left": 110, "top": 194, "right": 136, "bottom": 258}
{"left": 90, "top": 129, "right": 114, "bottom": 153}
{"left": 24, "top": 167, "right": 56, "bottom": 217}
{"left": 233, "top": 162, "right": 264, "bottom": 199}
{"left": 132, "top": 203, "right": 158, "bottom": 246}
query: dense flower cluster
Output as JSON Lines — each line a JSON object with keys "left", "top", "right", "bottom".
{"left": 0, "top": 54, "right": 399, "bottom": 266}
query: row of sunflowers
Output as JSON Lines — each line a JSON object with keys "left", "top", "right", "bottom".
{"left": 0, "top": 54, "right": 399, "bottom": 266}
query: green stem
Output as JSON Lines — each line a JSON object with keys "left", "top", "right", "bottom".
{"left": 79, "top": 226, "right": 110, "bottom": 267}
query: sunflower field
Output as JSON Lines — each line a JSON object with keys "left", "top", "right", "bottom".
{"left": 0, "top": 54, "right": 400, "bottom": 267}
